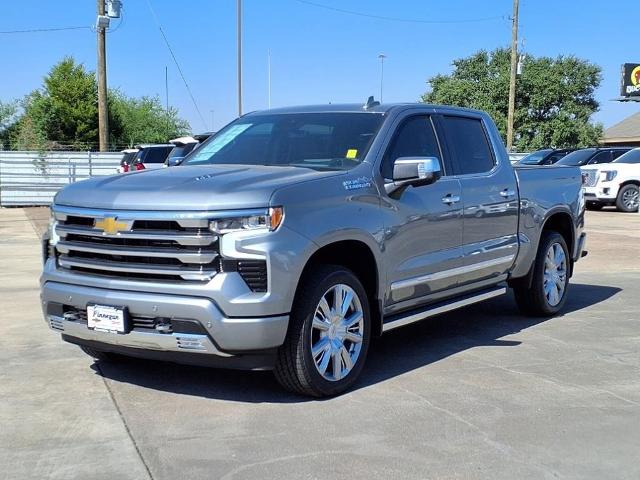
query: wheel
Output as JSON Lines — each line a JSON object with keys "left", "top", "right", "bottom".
{"left": 79, "top": 345, "right": 119, "bottom": 362}
{"left": 513, "top": 231, "right": 570, "bottom": 317}
{"left": 615, "top": 184, "right": 639, "bottom": 212}
{"left": 585, "top": 202, "right": 603, "bottom": 211}
{"left": 274, "top": 265, "right": 371, "bottom": 397}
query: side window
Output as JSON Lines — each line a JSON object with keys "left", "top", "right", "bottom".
{"left": 611, "top": 150, "right": 627, "bottom": 160}
{"left": 442, "top": 116, "right": 495, "bottom": 175}
{"left": 588, "top": 151, "right": 611, "bottom": 164}
{"left": 382, "top": 116, "right": 441, "bottom": 179}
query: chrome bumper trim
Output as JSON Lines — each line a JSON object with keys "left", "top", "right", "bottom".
{"left": 56, "top": 224, "right": 218, "bottom": 246}
{"left": 47, "top": 315, "right": 233, "bottom": 356}
{"left": 56, "top": 240, "right": 218, "bottom": 264}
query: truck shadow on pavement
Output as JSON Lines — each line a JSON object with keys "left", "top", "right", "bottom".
{"left": 91, "top": 283, "right": 620, "bottom": 403}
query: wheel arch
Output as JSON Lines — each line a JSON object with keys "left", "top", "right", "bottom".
{"left": 296, "top": 239, "right": 383, "bottom": 337}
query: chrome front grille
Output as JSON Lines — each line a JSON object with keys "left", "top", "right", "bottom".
{"left": 582, "top": 169, "right": 599, "bottom": 187}
{"left": 53, "top": 207, "right": 219, "bottom": 282}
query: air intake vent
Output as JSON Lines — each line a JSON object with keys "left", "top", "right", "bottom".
{"left": 175, "top": 335, "right": 207, "bottom": 351}
{"left": 237, "top": 260, "right": 268, "bottom": 292}
{"left": 49, "top": 317, "right": 65, "bottom": 331}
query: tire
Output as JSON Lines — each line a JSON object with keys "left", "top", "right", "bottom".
{"left": 585, "top": 202, "right": 603, "bottom": 211}
{"left": 274, "top": 265, "right": 371, "bottom": 397}
{"left": 514, "top": 231, "right": 570, "bottom": 317}
{"left": 615, "top": 184, "right": 639, "bottom": 213}
{"left": 79, "top": 345, "right": 119, "bottom": 362}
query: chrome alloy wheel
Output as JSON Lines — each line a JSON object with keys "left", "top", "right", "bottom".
{"left": 543, "top": 242, "right": 567, "bottom": 307}
{"left": 310, "top": 284, "right": 364, "bottom": 382}
{"left": 622, "top": 187, "right": 639, "bottom": 211}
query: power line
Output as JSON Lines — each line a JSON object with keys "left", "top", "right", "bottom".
{"left": 291, "top": 0, "right": 506, "bottom": 24}
{"left": 0, "top": 26, "right": 90, "bottom": 34}
{"left": 144, "top": 0, "right": 208, "bottom": 130}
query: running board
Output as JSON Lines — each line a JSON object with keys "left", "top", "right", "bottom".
{"left": 382, "top": 286, "right": 507, "bottom": 332}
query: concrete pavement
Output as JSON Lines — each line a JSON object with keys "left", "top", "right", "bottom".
{"left": 2, "top": 207, "right": 639, "bottom": 479}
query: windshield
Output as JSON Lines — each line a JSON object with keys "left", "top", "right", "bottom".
{"left": 612, "top": 149, "right": 640, "bottom": 164}
{"left": 555, "top": 149, "right": 596, "bottom": 166}
{"left": 519, "top": 149, "right": 553, "bottom": 165}
{"left": 183, "top": 112, "right": 385, "bottom": 170}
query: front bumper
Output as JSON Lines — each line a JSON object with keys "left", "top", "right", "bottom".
{"left": 584, "top": 184, "right": 619, "bottom": 203}
{"left": 42, "top": 281, "right": 289, "bottom": 366}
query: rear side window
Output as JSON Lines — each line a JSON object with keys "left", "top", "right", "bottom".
{"left": 588, "top": 151, "right": 611, "bottom": 164}
{"left": 442, "top": 116, "right": 494, "bottom": 175}
{"left": 143, "top": 147, "right": 172, "bottom": 164}
{"left": 382, "top": 116, "right": 441, "bottom": 179}
{"left": 611, "top": 150, "right": 629, "bottom": 160}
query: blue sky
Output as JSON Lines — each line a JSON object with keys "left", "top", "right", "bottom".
{"left": 1, "top": 0, "right": 636, "bottom": 133}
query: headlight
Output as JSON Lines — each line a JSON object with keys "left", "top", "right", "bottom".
{"left": 48, "top": 209, "right": 60, "bottom": 246}
{"left": 209, "top": 207, "right": 284, "bottom": 234}
{"left": 601, "top": 170, "right": 617, "bottom": 182}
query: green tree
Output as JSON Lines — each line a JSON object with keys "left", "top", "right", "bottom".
{"left": 0, "top": 100, "right": 18, "bottom": 149}
{"left": 109, "top": 91, "right": 190, "bottom": 147}
{"left": 9, "top": 56, "right": 190, "bottom": 151}
{"left": 422, "top": 48, "right": 603, "bottom": 150}
{"left": 17, "top": 56, "right": 99, "bottom": 149}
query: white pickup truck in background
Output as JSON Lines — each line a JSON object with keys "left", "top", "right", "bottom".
{"left": 582, "top": 148, "right": 640, "bottom": 212}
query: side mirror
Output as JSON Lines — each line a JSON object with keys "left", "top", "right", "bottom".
{"left": 165, "top": 156, "right": 184, "bottom": 168}
{"left": 386, "top": 156, "right": 441, "bottom": 196}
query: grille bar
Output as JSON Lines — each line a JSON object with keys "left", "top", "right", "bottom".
{"left": 58, "top": 254, "right": 216, "bottom": 281}
{"left": 582, "top": 169, "right": 599, "bottom": 187}
{"left": 56, "top": 224, "right": 217, "bottom": 246}
{"left": 56, "top": 240, "right": 217, "bottom": 264}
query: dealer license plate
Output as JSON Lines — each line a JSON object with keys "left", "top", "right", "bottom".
{"left": 87, "top": 304, "right": 126, "bottom": 333}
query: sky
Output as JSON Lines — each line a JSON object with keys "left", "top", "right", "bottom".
{"left": 1, "top": 0, "right": 637, "bottom": 134}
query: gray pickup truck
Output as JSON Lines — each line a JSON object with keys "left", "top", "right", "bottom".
{"left": 42, "top": 101, "right": 587, "bottom": 396}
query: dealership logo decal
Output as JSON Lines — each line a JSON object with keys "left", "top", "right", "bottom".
{"left": 343, "top": 177, "right": 372, "bottom": 191}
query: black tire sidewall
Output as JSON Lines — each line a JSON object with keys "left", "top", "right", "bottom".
{"left": 532, "top": 232, "right": 570, "bottom": 315}
{"left": 296, "top": 267, "right": 371, "bottom": 396}
{"left": 616, "top": 185, "right": 639, "bottom": 213}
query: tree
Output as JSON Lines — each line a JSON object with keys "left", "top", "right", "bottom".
{"left": 18, "top": 56, "right": 99, "bottom": 149}
{"left": 0, "top": 100, "right": 18, "bottom": 149}
{"left": 8, "top": 56, "right": 190, "bottom": 151}
{"left": 109, "top": 91, "right": 190, "bottom": 147}
{"left": 422, "top": 48, "right": 603, "bottom": 150}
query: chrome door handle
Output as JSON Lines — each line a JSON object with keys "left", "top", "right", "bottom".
{"left": 441, "top": 194, "right": 461, "bottom": 205}
{"left": 500, "top": 188, "right": 516, "bottom": 198}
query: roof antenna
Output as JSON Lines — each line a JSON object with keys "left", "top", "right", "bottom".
{"left": 363, "top": 96, "right": 380, "bottom": 110}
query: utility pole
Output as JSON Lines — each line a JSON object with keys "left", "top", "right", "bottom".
{"left": 237, "top": 0, "right": 243, "bottom": 116}
{"left": 97, "top": 0, "right": 109, "bottom": 151}
{"left": 378, "top": 54, "right": 386, "bottom": 103}
{"left": 506, "top": 0, "right": 519, "bottom": 151}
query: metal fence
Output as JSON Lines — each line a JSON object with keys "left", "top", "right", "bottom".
{"left": 0, "top": 151, "right": 122, "bottom": 206}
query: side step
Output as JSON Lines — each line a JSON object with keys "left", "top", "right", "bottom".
{"left": 382, "top": 286, "right": 507, "bottom": 332}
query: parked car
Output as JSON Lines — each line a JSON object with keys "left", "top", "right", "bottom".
{"left": 130, "top": 144, "right": 174, "bottom": 171}
{"left": 555, "top": 147, "right": 632, "bottom": 167}
{"left": 582, "top": 147, "right": 640, "bottom": 212}
{"left": 117, "top": 148, "right": 139, "bottom": 173}
{"left": 43, "top": 102, "right": 586, "bottom": 397}
{"left": 164, "top": 136, "right": 199, "bottom": 167}
{"left": 518, "top": 148, "right": 574, "bottom": 166}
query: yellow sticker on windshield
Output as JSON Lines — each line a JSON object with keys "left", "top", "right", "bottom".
{"left": 346, "top": 149, "right": 358, "bottom": 159}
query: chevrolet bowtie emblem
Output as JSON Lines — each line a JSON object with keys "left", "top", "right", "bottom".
{"left": 94, "top": 217, "right": 129, "bottom": 235}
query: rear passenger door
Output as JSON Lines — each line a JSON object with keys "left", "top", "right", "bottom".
{"left": 439, "top": 114, "right": 519, "bottom": 287}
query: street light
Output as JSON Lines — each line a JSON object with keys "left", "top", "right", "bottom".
{"left": 378, "top": 54, "right": 387, "bottom": 103}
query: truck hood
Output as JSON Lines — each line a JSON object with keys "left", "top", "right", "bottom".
{"left": 54, "top": 164, "right": 343, "bottom": 211}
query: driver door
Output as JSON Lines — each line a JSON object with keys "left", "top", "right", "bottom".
{"left": 380, "top": 114, "right": 464, "bottom": 315}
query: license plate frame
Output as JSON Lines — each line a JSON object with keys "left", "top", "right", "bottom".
{"left": 87, "top": 304, "right": 129, "bottom": 333}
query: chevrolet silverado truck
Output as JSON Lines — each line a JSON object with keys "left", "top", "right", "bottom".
{"left": 41, "top": 102, "right": 587, "bottom": 397}
{"left": 582, "top": 147, "right": 640, "bottom": 212}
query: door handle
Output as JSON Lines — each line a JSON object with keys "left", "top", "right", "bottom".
{"left": 499, "top": 188, "right": 516, "bottom": 198}
{"left": 441, "top": 194, "right": 461, "bottom": 205}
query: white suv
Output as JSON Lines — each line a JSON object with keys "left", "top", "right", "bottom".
{"left": 582, "top": 148, "right": 640, "bottom": 212}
